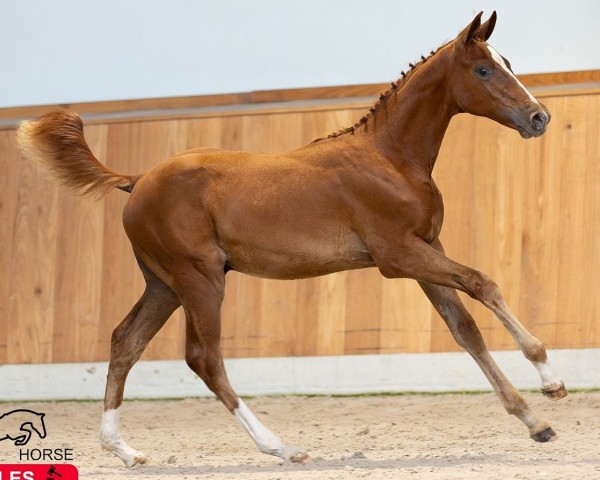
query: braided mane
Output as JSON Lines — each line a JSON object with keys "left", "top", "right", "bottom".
{"left": 312, "top": 43, "right": 447, "bottom": 143}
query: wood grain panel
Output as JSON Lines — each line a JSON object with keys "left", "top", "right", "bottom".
{"left": 290, "top": 277, "right": 320, "bottom": 357}
{"left": 5, "top": 140, "right": 59, "bottom": 364}
{"left": 51, "top": 126, "right": 107, "bottom": 362}
{"left": 345, "top": 268, "right": 382, "bottom": 355}
{"left": 0, "top": 132, "right": 18, "bottom": 363}
{"left": 581, "top": 95, "right": 600, "bottom": 348}
{"left": 0, "top": 89, "right": 598, "bottom": 365}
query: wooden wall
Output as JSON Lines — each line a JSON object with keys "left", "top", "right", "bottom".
{"left": 1, "top": 88, "right": 599, "bottom": 364}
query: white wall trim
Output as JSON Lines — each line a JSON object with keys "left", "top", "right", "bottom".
{"left": 1, "top": 349, "right": 598, "bottom": 402}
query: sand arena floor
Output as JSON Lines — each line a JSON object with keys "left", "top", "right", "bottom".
{"left": 0, "top": 392, "right": 599, "bottom": 479}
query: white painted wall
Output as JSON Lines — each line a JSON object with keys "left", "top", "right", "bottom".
{"left": 1, "top": 349, "right": 598, "bottom": 401}
{"left": 1, "top": 0, "right": 598, "bottom": 108}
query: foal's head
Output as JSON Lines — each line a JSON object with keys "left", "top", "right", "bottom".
{"left": 447, "top": 12, "right": 550, "bottom": 138}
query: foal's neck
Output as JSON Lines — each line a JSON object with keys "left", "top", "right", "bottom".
{"left": 367, "top": 47, "right": 459, "bottom": 176}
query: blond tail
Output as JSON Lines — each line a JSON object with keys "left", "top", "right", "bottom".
{"left": 16, "top": 110, "right": 136, "bottom": 198}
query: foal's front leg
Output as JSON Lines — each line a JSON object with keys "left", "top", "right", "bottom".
{"left": 419, "top": 280, "right": 555, "bottom": 441}
{"left": 377, "top": 237, "right": 566, "bottom": 399}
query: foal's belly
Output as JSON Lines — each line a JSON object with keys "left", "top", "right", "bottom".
{"left": 221, "top": 228, "right": 375, "bottom": 280}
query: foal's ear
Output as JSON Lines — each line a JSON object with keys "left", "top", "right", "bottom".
{"left": 459, "top": 11, "right": 483, "bottom": 44}
{"left": 476, "top": 11, "right": 497, "bottom": 41}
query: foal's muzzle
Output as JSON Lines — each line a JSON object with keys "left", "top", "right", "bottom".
{"left": 517, "top": 105, "right": 551, "bottom": 139}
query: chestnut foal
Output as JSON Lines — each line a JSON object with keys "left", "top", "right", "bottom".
{"left": 18, "top": 12, "right": 566, "bottom": 467}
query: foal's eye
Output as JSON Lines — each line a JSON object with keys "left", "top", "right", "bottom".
{"left": 476, "top": 67, "right": 491, "bottom": 78}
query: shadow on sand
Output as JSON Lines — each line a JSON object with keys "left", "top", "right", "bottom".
{"left": 101, "top": 451, "right": 599, "bottom": 477}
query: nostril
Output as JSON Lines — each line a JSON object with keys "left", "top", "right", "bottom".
{"left": 531, "top": 112, "right": 547, "bottom": 131}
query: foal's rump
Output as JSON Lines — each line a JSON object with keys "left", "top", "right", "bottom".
{"left": 123, "top": 149, "right": 374, "bottom": 280}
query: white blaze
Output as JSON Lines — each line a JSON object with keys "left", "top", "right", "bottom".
{"left": 487, "top": 45, "right": 540, "bottom": 105}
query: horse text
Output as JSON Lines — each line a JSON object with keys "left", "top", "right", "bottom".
{"left": 18, "top": 448, "right": 74, "bottom": 461}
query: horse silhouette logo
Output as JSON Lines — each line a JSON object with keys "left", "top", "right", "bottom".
{"left": 0, "top": 409, "right": 47, "bottom": 446}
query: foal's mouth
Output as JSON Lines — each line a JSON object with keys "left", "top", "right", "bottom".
{"left": 518, "top": 127, "right": 536, "bottom": 139}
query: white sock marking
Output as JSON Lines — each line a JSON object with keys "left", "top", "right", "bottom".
{"left": 533, "top": 361, "right": 563, "bottom": 389}
{"left": 234, "top": 398, "right": 304, "bottom": 461}
{"left": 100, "top": 408, "right": 146, "bottom": 467}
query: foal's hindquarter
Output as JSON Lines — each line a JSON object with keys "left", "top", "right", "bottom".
{"left": 19, "top": 12, "right": 567, "bottom": 468}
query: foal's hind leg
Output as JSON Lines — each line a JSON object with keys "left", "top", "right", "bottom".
{"left": 177, "top": 264, "right": 308, "bottom": 463}
{"left": 100, "top": 258, "right": 181, "bottom": 467}
{"left": 419, "top": 281, "right": 556, "bottom": 441}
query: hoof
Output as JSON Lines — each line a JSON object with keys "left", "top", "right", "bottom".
{"left": 542, "top": 382, "right": 568, "bottom": 401}
{"left": 290, "top": 452, "right": 311, "bottom": 464}
{"left": 123, "top": 451, "right": 148, "bottom": 468}
{"left": 122, "top": 455, "right": 148, "bottom": 468}
{"left": 531, "top": 426, "right": 557, "bottom": 443}
{"left": 131, "top": 455, "right": 148, "bottom": 467}
{"left": 279, "top": 445, "right": 310, "bottom": 464}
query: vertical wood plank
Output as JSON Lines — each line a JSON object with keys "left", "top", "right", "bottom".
{"left": 258, "top": 279, "right": 298, "bottom": 357}
{"left": 555, "top": 96, "right": 588, "bottom": 347}
{"left": 291, "top": 277, "right": 320, "bottom": 356}
{"left": 51, "top": 125, "right": 107, "bottom": 362}
{"left": 6, "top": 137, "right": 59, "bottom": 364}
{"left": 580, "top": 95, "right": 600, "bottom": 348}
{"left": 380, "top": 278, "right": 434, "bottom": 353}
{"left": 344, "top": 268, "right": 382, "bottom": 355}
{"left": 316, "top": 272, "right": 347, "bottom": 355}
{"left": 490, "top": 125, "right": 525, "bottom": 350}
{"left": 224, "top": 273, "right": 264, "bottom": 358}
{"left": 0, "top": 132, "right": 18, "bottom": 363}
{"left": 518, "top": 97, "right": 564, "bottom": 349}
